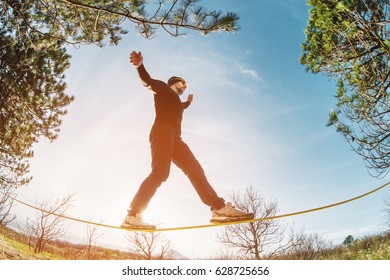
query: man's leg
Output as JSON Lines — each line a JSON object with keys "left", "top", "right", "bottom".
{"left": 172, "top": 137, "right": 254, "bottom": 223}
{"left": 172, "top": 138, "right": 225, "bottom": 210}
{"left": 128, "top": 126, "right": 174, "bottom": 216}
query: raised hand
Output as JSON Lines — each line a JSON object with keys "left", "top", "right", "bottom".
{"left": 129, "top": 51, "right": 143, "bottom": 67}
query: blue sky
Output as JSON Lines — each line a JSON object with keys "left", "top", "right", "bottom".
{"left": 13, "top": 0, "right": 390, "bottom": 258}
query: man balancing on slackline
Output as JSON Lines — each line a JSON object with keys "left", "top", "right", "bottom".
{"left": 121, "top": 51, "right": 254, "bottom": 230}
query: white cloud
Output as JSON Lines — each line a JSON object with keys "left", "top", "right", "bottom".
{"left": 236, "top": 63, "right": 262, "bottom": 80}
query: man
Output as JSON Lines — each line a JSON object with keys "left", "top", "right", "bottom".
{"left": 121, "top": 51, "right": 254, "bottom": 229}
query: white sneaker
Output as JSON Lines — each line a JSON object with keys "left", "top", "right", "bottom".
{"left": 121, "top": 213, "right": 156, "bottom": 230}
{"left": 210, "top": 202, "right": 254, "bottom": 223}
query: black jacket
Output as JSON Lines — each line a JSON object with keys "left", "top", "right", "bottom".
{"left": 137, "top": 64, "right": 191, "bottom": 135}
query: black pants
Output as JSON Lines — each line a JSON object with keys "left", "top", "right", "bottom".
{"left": 129, "top": 122, "right": 225, "bottom": 215}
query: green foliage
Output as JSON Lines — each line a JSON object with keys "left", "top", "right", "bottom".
{"left": 342, "top": 234, "right": 355, "bottom": 247}
{"left": 301, "top": 0, "right": 390, "bottom": 177}
{"left": 1, "top": 1, "right": 74, "bottom": 188}
{"left": 2, "top": 0, "right": 239, "bottom": 44}
{"left": 330, "top": 233, "right": 390, "bottom": 260}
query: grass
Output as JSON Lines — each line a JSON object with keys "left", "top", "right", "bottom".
{"left": 322, "top": 232, "right": 390, "bottom": 260}
{"left": 0, "top": 225, "right": 138, "bottom": 260}
{"left": 0, "top": 227, "right": 64, "bottom": 260}
{"left": 1, "top": 224, "right": 390, "bottom": 260}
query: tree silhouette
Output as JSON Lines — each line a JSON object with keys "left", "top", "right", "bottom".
{"left": 24, "top": 192, "right": 75, "bottom": 253}
{"left": 126, "top": 221, "right": 173, "bottom": 260}
{"left": 0, "top": 185, "right": 17, "bottom": 226}
{"left": 382, "top": 193, "right": 390, "bottom": 230}
{"left": 83, "top": 222, "right": 105, "bottom": 260}
{"left": 217, "top": 187, "right": 291, "bottom": 260}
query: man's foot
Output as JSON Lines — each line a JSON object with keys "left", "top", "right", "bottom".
{"left": 210, "top": 202, "right": 254, "bottom": 223}
{"left": 121, "top": 213, "right": 156, "bottom": 230}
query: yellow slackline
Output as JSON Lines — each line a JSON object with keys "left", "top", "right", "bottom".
{"left": 4, "top": 181, "right": 390, "bottom": 232}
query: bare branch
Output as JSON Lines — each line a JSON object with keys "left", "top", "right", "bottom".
{"left": 126, "top": 221, "right": 173, "bottom": 260}
{"left": 23, "top": 192, "right": 75, "bottom": 253}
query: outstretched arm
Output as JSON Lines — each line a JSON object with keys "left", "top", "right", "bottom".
{"left": 129, "top": 51, "right": 153, "bottom": 87}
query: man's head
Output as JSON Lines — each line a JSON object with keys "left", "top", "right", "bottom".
{"left": 168, "top": 76, "right": 187, "bottom": 95}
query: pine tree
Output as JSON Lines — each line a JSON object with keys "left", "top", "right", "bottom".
{"left": 301, "top": 0, "right": 390, "bottom": 178}
{"left": 1, "top": 3, "right": 73, "bottom": 187}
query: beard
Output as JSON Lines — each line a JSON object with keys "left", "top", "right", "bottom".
{"left": 177, "top": 86, "right": 186, "bottom": 95}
